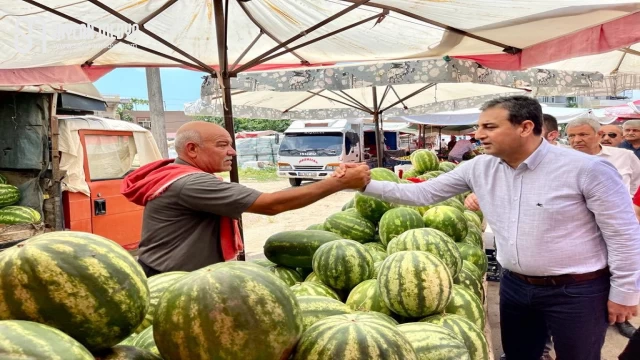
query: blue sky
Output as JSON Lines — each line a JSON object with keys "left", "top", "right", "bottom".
{"left": 93, "top": 68, "right": 208, "bottom": 111}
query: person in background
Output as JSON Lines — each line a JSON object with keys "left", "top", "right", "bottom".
{"left": 600, "top": 124, "right": 624, "bottom": 148}
{"left": 447, "top": 138, "right": 479, "bottom": 163}
{"left": 122, "top": 121, "right": 370, "bottom": 276}
{"left": 620, "top": 120, "right": 640, "bottom": 159}
{"left": 447, "top": 135, "right": 457, "bottom": 151}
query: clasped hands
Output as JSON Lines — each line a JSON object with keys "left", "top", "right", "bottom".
{"left": 331, "top": 163, "right": 371, "bottom": 191}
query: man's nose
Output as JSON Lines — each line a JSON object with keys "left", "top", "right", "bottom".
{"left": 228, "top": 147, "right": 237, "bottom": 156}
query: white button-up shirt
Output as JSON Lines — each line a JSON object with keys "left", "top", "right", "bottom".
{"left": 596, "top": 145, "right": 640, "bottom": 196}
{"left": 364, "top": 139, "right": 640, "bottom": 306}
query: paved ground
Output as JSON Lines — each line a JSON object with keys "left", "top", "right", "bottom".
{"left": 241, "top": 178, "right": 636, "bottom": 359}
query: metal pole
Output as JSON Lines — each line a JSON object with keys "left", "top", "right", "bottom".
{"left": 372, "top": 87, "right": 383, "bottom": 168}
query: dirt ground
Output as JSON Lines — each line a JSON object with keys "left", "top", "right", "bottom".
{"left": 240, "top": 178, "right": 636, "bottom": 360}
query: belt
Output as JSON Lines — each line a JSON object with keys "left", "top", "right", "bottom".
{"left": 509, "top": 267, "right": 610, "bottom": 286}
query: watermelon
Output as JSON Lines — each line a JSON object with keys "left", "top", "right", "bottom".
{"left": 378, "top": 207, "right": 425, "bottom": 246}
{"left": 342, "top": 198, "right": 355, "bottom": 211}
{"left": 397, "top": 322, "right": 471, "bottom": 360}
{"left": 474, "top": 210, "right": 484, "bottom": 222}
{"left": 434, "top": 197, "right": 466, "bottom": 213}
{"left": 373, "top": 261, "right": 383, "bottom": 278}
{"left": 354, "top": 192, "right": 393, "bottom": 224}
{"left": 305, "top": 272, "right": 321, "bottom": 283}
{"left": 0, "top": 231, "right": 149, "bottom": 351}
{"left": 0, "top": 320, "right": 93, "bottom": 359}
{"left": 445, "top": 285, "right": 485, "bottom": 329}
{"left": 324, "top": 210, "right": 376, "bottom": 243}
{"left": 411, "top": 149, "right": 439, "bottom": 173}
{"left": 0, "top": 174, "right": 7, "bottom": 184}
{"left": 297, "top": 295, "right": 352, "bottom": 331}
{"left": 387, "top": 228, "right": 462, "bottom": 278}
{"left": 420, "top": 170, "right": 444, "bottom": 179}
{"left": 438, "top": 161, "right": 457, "bottom": 173}
{"left": 363, "top": 242, "right": 386, "bottom": 253}
{"left": 454, "top": 262, "right": 485, "bottom": 301}
{"left": 402, "top": 169, "right": 420, "bottom": 179}
{"left": 0, "top": 205, "right": 41, "bottom": 224}
{"left": 358, "top": 310, "right": 399, "bottom": 326}
{"left": 306, "top": 223, "right": 325, "bottom": 230}
{"left": 0, "top": 184, "right": 19, "bottom": 207}
{"left": 292, "top": 313, "right": 418, "bottom": 360}
{"left": 153, "top": 262, "right": 303, "bottom": 360}
{"left": 457, "top": 243, "right": 488, "bottom": 274}
{"left": 296, "top": 267, "right": 313, "bottom": 278}
{"left": 312, "top": 240, "right": 374, "bottom": 291}
{"left": 421, "top": 314, "right": 489, "bottom": 360}
{"left": 377, "top": 251, "right": 453, "bottom": 318}
{"left": 371, "top": 167, "right": 400, "bottom": 182}
{"left": 137, "top": 271, "right": 188, "bottom": 332}
{"left": 130, "top": 326, "right": 158, "bottom": 355}
{"left": 95, "top": 345, "right": 163, "bottom": 360}
{"left": 464, "top": 211, "right": 482, "bottom": 228}
{"left": 117, "top": 333, "right": 138, "bottom": 346}
{"left": 423, "top": 205, "right": 469, "bottom": 242}
{"left": 346, "top": 279, "right": 393, "bottom": 316}
{"left": 264, "top": 230, "right": 343, "bottom": 268}
{"left": 462, "top": 227, "right": 484, "bottom": 248}
{"left": 250, "top": 258, "right": 276, "bottom": 267}
{"left": 290, "top": 281, "right": 341, "bottom": 300}
{"left": 267, "top": 265, "right": 303, "bottom": 286}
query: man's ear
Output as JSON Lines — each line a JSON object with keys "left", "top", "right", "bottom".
{"left": 520, "top": 120, "right": 536, "bottom": 137}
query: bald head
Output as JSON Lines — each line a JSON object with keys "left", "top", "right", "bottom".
{"left": 175, "top": 121, "right": 236, "bottom": 173}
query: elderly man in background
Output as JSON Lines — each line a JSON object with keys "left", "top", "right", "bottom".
{"left": 600, "top": 124, "right": 624, "bottom": 147}
{"left": 620, "top": 120, "right": 640, "bottom": 159}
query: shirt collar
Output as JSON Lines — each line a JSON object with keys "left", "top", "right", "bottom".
{"left": 497, "top": 138, "right": 549, "bottom": 170}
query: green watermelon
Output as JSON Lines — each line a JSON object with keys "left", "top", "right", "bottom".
{"left": 292, "top": 313, "right": 418, "bottom": 360}
{"left": 464, "top": 211, "right": 482, "bottom": 228}
{"left": 306, "top": 223, "right": 325, "bottom": 230}
{"left": 462, "top": 227, "right": 484, "bottom": 248}
{"left": 290, "top": 281, "right": 341, "bottom": 300}
{"left": 305, "top": 272, "right": 321, "bottom": 283}
{"left": 0, "top": 231, "right": 149, "bottom": 351}
{"left": 454, "top": 262, "right": 485, "bottom": 301}
{"left": 297, "top": 295, "right": 352, "bottom": 331}
{"left": 411, "top": 149, "right": 439, "bottom": 173}
{"left": 342, "top": 198, "right": 355, "bottom": 211}
{"left": 264, "top": 230, "right": 343, "bottom": 268}
{"left": 130, "top": 326, "right": 158, "bottom": 355}
{"left": 439, "top": 161, "right": 457, "bottom": 173}
{"left": 0, "top": 174, "right": 7, "bottom": 184}
{"left": 457, "top": 243, "right": 488, "bottom": 274}
{"left": 0, "top": 320, "right": 93, "bottom": 359}
{"left": 473, "top": 210, "right": 484, "bottom": 222}
{"left": 373, "top": 261, "right": 383, "bottom": 278}
{"left": 117, "top": 333, "right": 137, "bottom": 346}
{"left": 363, "top": 242, "right": 386, "bottom": 253}
{"left": 0, "top": 184, "right": 19, "bottom": 207}
{"left": 346, "top": 279, "right": 393, "bottom": 316}
{"left": 371, "top": 167, "right": 400, "bottom": 182}
{"left": 397, "top": 322, "right": 471, "bottom": 360}
{"left": 423, "top": 205, "right": 469, "bottom": 242}
{"left": 250, "top": 258, "right": 276, "bottom": 267}
{"left": 137, "top": 271, "right": 188, "bottom": 333}
{"left": 0, "top": 205, "right": 41, "bottom": 224}
{"left": 421, "top": 314, "right": 489, "bottom": 360}
{"left": 378, "top": 207, "right": 425, "bottom": 246}
{"left": 402, "top": 169, "right": 420, "bottom": 179}
{"left": 324, "top": 210, "right": 376, "bottom": 243}
{"left": 267, "top": 265, "right": 303, "bottom": 286}
{"left": 312, "top": 240, "right": 374, "bottom": 291}
{"left": 434, "top": 197, "right": 466, "bottom": 213}
{"left": 354, "top": 192, "right": 393, "bottom": 224}
{"left": 387, "top": 228, "right": 462, "bottom": 278}
{"left": 95, "top": 345, "right": 163, "bottom": 360}
{"left": 445, "top": 285, "right": 485, "bottom": 329}
{"left": 296, "top": 267, "right": 313, "bottom": 278}
{"left": 153, "top": 262, "right": 303, "bottom": 360}
{"left": 419, "top": 170, "right": 444, "bottom": 179}
{"left": 377, "top": 251, "right": 453, "bottom": 318}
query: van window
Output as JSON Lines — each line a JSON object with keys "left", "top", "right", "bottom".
{"left": 84, "top": 135, "right": 138, "bottom": 180}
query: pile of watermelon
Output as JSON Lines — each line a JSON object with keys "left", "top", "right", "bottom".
{"left": 0, "top": 173, "right": 42, "bottom": 225}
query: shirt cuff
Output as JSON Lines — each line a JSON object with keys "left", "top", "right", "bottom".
{"left": 609, "top": 285, "right": 640, "bottom": 306}
{"left": 362, "top": 180, "right": 385, "bottom": 198}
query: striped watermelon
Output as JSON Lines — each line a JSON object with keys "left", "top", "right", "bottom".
{"left": 95, "top": 345, "right": 163, "bottom": 360}
{"left": 387, "top": 228, "right": 462, "bottom": 278}
{"left": 359, "top": 310, "right": 399, "bottom": 326}
{"left": 454, "top": 262, "right": 484, "bottom": 301}
{"left": 402, "top": 169, "right": 421, "bottom": 179}
{"left": 371, "top": 167, "right": 400, "bottom": 183}
{"left": 324, "top": 210, "right": 376, "bottom": 243}
{"left": 378, "top": 207, "right": 425, "bottom": 246}
{"left": 306, "top": 223, "right": 325, "bottom": 230}
{"left": 462, "top": 227, "right": 484, "bottom": 248}
{"left": 297, "top": 295, "right": 352, "bottom": 331}
{"left": 267, "top": 265, "right": 303, "bottom": 286}
{"left": 0, "top": 231, "right": 149, "bottom": 351}
{"left": 312, "top": 240, "right": 374, "bottom": 291}
{"left": 0, "top": 320, "right": 93, "bottom": 359}
{"left": 131, "top": 326, "right": 159, "bottom": 355}
{"left": 117, "top": 333, "right": 138, "bottom": 346}
{"left": 0, "top": 205, "right": 41, "bottom": 224}
{"left": 411, "top": 149, "right": 439, "bottom": 173}
{"left": 137, "top": 271, "right": 188, "bottom": 332}
{"left": 438, "top": 161, "right": 457, "bottom": 172}
{"left": 153, "top": 262, "right": 303, "bottom": 360}
{"left": 456, "top": 243, "right": 488, "bottom": 274}
{"left": 418, "top": 170, "right": 444, "bottom": 180}
{"left": 464, "top": 211, "right": 482, "bottom": 228}
{"left": 346, "top": 279, "right": 393, "bottom": 316}
{"left": 292, "top": 313, "right": 418, "bottom": 360}
{"left": 434, "top": 197, "right": 466, "bottom": 213}
{"left": 264, "top": 230, "right": 343, "bottom": 268}
{"left": 445, "top": 285, "right": 485, "bottom": 329}
{"left": 397, "top": 322, "right": 471, "bottom": 360}
{"left": 305, "top": 272, "right": 321, "bottom": 283}
{"left": 290, "top": 281, "right": 341, "bottom": 300}
{"left": 250, "top": 258, "right": 277, "bottom": 267}
{"left": 0, "top": 184, "right": 19, "bottom": 207}
{"left": 423, "top": 205, "right": 469, "bottom": 242}
{"left": 373, "top": 261, "right": 383, "bottom": 278}
{"left": 377, "top": 251, "right": 453, "bottom": 318}
{"left": 0, "top": 174, "right": 7, "bottom": 184}
{"left": 297, "top": 267, "right": 313, "bottom": 278}
{"left": 421, "top": 314, "right": 489, "bottom": 360}
{"left": 363, "top": 242, "right": 386, "bottom": 253}
{"left": 474, "top": 210, "right": 484, "bottom": 222}
{"left": 342, "top": 198, "right": 355, "bottom": 211}
{"left": 354, "top": 192, "right": 393, "bottom": 224}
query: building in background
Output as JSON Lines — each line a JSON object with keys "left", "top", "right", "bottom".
{"left": 129, "top": 110, "right": 191, "bottom": 133}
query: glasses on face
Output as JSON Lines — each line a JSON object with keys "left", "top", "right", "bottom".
{"left": 600, "top": 132, "right": 618, "bottom": 139}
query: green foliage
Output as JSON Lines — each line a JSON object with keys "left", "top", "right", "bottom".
{"left": 194, "top": 116, "right": 291, "bottom": 133}
{"left": 219, "top": 166, "right": 278, "bottom": 182}
{"left": 116, "top": 98, "right": 150, "bottom": 122}
{"left": 566, "top": 97, "right": 578, "bottom": 108}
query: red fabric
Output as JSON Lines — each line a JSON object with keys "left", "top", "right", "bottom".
{"left": 121, "top": 158, "right": 243, "bottom": 261}
{"left": 406, "top": 177, "right": 426, "bottom": 183}
{"left": 633, "top": 186, "right": 640, "bottom": 207}
{"left": 455, "top": 12, "right": 640, "bottom": 70}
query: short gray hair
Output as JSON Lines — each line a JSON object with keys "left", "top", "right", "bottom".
{"left": 566, "top": 118, "right": 600, "bottom": 133}
{"left": 623, "top": 120, "right": 640, "bottom": 129}
{"left": 174, "top": 129, "right": 202, "bottom": 155}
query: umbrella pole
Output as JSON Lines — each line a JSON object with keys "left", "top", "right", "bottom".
{"left": 372, "top": 87, "right": 383, "bottom": 168}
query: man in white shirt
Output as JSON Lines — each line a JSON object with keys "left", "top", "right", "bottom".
{"left": 448, "top": 138, "right": 477, "bottom": 162}
{"left": 336, "top": 95, "right": 640, "bottom": 360}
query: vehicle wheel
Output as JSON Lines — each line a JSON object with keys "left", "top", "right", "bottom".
{"left": 289, "top": 178, "right": 302, "bottom": 187}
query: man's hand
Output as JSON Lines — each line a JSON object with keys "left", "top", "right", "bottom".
{"left": 464, "top": 193, "right": 480, "bottom": 211}
{"left": 334, "top": 164, "right": 370, "bottom": 190}
{"left": 608, "top": 300, "right": 638, "bottom": 324}
{"left": 331, "top": 163, "right": 362, "bottom": 178}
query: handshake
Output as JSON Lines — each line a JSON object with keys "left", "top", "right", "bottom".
{"left": 330, "top": 163, "right": 371, "bottom": 191}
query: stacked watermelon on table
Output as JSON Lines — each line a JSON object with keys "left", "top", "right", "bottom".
{"left": 0, "top": 173, "right": 42, "bottom": 225}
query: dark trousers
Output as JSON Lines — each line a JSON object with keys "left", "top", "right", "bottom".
{"left": 138, "top": 259, "right": 162, "bottom": 278}
{"left": 619, "top": 328, "right": 640, "bottom": 360}
{"left": 500, "top": 270, "right": 609, "bottom": 360}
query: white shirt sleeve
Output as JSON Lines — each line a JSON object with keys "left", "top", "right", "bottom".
{"left": 628, "top": 152, "right": 640, "bottom": 197}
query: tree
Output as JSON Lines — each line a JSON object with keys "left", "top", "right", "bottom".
{"left": 116, "top": 98, "right": 149, "bottom": 121}
{"left": 194, "top": 116, "right": 291, "bottom": 133}
{"left": 566, "top": 97, "right": 578, "bottom": 108}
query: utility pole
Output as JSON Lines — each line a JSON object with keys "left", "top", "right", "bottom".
{"left": 145, "top": 67, "right": 169, "bottom": 158}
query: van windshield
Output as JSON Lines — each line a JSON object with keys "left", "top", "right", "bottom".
{"left": 278, "top": 132, "right": 343, "bottom": 156}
